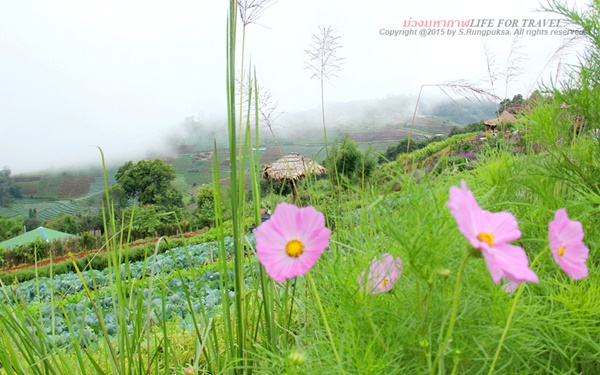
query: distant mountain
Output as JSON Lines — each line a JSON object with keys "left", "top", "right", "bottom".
{"left": 425, "top": 99, "right": 498, "bottom": 125}
{"left": 6, "top": 95, "right": 491, "bottom": 221}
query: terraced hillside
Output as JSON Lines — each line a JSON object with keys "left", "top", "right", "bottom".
{"left": 15, "top": 174, "right": 97, "bottom": 199}
{"left": 3, "top": 169, "right": 118, "bottom": 221}
{"left": 0, "top": 199, "right": 83, "bottom": 220}
{"left": 4, "top": 112, "right": 458, "bottom": 220}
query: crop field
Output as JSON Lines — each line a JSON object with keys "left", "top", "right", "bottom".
{"left": 14, "top": 173, "right": 113, "bottom": 200}
{"left": 17, "top": 180, "right": 40, "bottom": 195}
{"left": 0, "top": 198, "right": 77, "bottom": 219}
{"left": 36, "top": 175, "right": 65, "bottom": 198}
{"left": 170, "top": 149, "right": 232, "bottom": 187}
{"left": 86, "top": 174, "right": 117, "bottom": 196}
{"left": 171, "top": 153, "right": 194, "bottom": 172}
{"left": 0, "top": 237, "right": 240, "bottom": 347}
{"left": 36, "top": 201, "right": 84, "bottom": 221}
{"left": 57, "top": 175, "right": 96, "bottom": 198}
{"left": 4, "top": 171, "right": 115, "bottom": 220}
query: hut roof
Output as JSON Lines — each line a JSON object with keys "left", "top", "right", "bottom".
{"left": 262, "top": 152, "right": 327, "bottom": 181}
{"left": 484, "top": 110, "right": 518, "bottom": 127}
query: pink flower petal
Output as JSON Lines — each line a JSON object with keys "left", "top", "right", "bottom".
{"left": 548, "top": 208, "right": 589, "bottom": 280}
{"left": 448, "top": 180, "right": 482, "bottom": 247}
{"left": 502, "top": 278, "right": 520, "bottom": 293}
{"left": 447, "top": 180, "right": 538, "bottom": 285}
{"left": 487, "top": 243, "right": 539, "bottom": 284}
{"left": 359, "top": 253, "right": 403, "bottom": 294}
{"left": 271, "top": 203, "right": 302, "bottom": 238}
{"left": 480, "top": 211, "right": 521, "bottom": 244}
{"left": 255, "top": 203, "right": 331, "bottom": 282}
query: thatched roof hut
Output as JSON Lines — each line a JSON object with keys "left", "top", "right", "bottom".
{"left": 484, "top": 110, "right": 518, "bottom": 133}
{"left": 262, "top": 152, "right": 326, "bottom": 181}
{"left": 261, "top": 152, "right": 327, "bottom": 201}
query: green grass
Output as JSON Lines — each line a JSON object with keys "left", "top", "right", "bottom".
{"left": 297, "top": 143, "right": 600, "bottom": 374}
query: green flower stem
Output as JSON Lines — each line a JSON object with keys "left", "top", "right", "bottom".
{"left": 306, "top": 271, "right": 345, "bottom": 374}
{"left": 416, "top": 280, "right": 423, "bottom": 321}
{"left": 431, "top": 255, "right": 469, "bottom": 375}
{"left": 488, "top": 250, "right": 545, "bottom": 375}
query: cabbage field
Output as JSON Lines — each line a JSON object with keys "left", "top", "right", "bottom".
{"left": 1, "top": 236, "right": 251, "bottom": 348}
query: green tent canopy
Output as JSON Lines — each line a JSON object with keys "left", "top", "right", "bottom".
{"left": 0, "top": 227, "right": 74, "bottom": 250}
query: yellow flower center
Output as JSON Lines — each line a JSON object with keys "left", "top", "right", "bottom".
{"left": 381, "top": 278, "right": 390, "bottom": 288}
{"left": 285, "top": 239, "right": 304, "bottom": 257}
{"left": 477, "top": 232, "right": 494, "bottom": 247}
{"left": 558, "top": 246, "right": 565, "bottom": 257}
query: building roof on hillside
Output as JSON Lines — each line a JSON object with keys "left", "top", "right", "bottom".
{"left": 484, "top": 111, "right": 518, "bottom": 127}
{"left": 0, "top": 227, "right": 74, "bottom": 250}
{"left": 261, "top": 152, "right": 327, "bottom": 181}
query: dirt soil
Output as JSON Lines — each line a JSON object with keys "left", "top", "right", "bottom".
{"left": 0, "top": 231, "right": 202, "bottom": 274}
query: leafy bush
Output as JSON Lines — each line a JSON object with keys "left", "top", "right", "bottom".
{"left": 0, "top": 216, "right": 23, "bottom": 241}
{"left": 396, "top": 132, "right": 477, "bottom": 167}
{"left": 447, "top": 120, "right": 486, "bottom": 137}
{"left": 324, "top": 136, "right": 377, "bottom": 188}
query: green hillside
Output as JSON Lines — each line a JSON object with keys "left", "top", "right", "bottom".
{"left": 3, "top": 112, "right": 456, "bottom": 221}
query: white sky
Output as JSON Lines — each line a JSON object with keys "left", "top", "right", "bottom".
{"left": 0, "top": 0, "right": 587, "bottom": 174}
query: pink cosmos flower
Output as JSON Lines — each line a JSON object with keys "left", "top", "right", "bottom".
{"left": 358, "top": 253, "right": 403, "bottom": 294}
{"left": 548, "top": 208, "right": 589, "bottom": 280}
{"left": 255, "top": 202, "right": 331, "bottom": 283}
{"left": 447, "top": 180, "right": 539, "bottom": 285}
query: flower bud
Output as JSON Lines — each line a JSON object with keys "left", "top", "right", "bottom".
{"left": 288, "top": 351, "right": 305, "bottom": 366}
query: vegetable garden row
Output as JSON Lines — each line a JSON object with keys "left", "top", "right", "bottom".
{"left": 0, "top": 236, "right": 252, "bottom": 348}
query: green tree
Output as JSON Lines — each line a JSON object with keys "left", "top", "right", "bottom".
{"left": 358, "top": 146, "right": 377, "bottom": 186}
{"left": 260, "top": 177, "right": 294, "bottom": 197}
{"left": 430, "top": 99, "right": 497, "bottom": 126}
{"left": 195, "top": 184, "right": 216, "bottom": 228}
{"left": 115, "top": 159, "right": 182, "bottom": 208}
{"left": 44, "top": 213, "right": 80, "bottom": 234}
{"left": 381, "top": 137, "right": 433, "bottom": 163}
{"left": 75, "top": 210, "right": 104, "bottom": 233}
{"left": 325, "top": 136, "right": 377, "bottom": 187}
{"left": 155, "top": 186, "right": 185, "bottom": 212}
{"left": 499, "top": 94, "right": 525, "bottom": 113}
{"left": 0, "top": 216, "right": 23, "bottom": 241}
{"left": 23, "top": 208, "right": 41, "bottom": 231}
{"left": 447, "top": 121, "right": 486, "bottom": 138}
{"left": 103, "top": 184, "right": 131, "bottom": 217}
{"left": 23, "top": 217, "right": 41, "bottom": 231}
{"left": 0, "top": 166, "right": 22, "bottom": 206}
{"left": 122, "top": 204, "right": 185, "bottom": 239}
{"left": 123, "top": 205, "right": 162, "bottom": 238}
